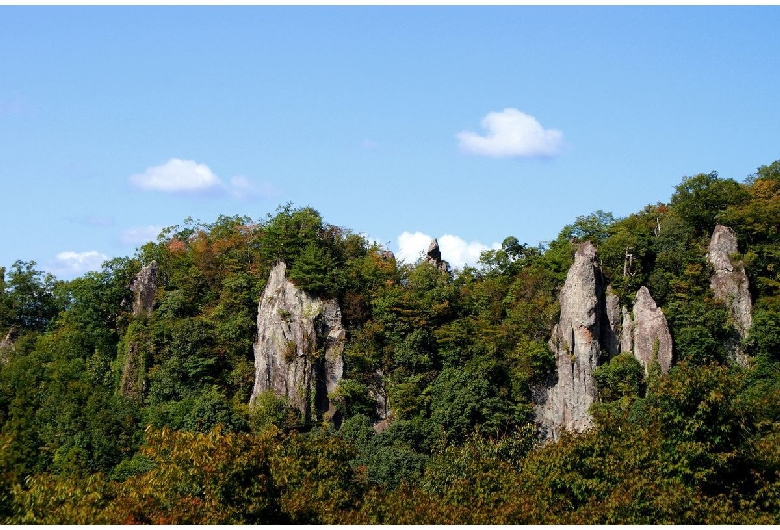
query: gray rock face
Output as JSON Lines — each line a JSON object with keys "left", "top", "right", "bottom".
{"left": 708, "top": 225, "right": 752, "bottom": 365}
{"left": 0, "top": 326, "right": 17, "bottom": 363}
{"left": 629, "top": 286, "right": 673, "bottom": 374}
{"left": 603, "top": 286, "right": 622, "bottom": 359}
{"left": 534, "top": 242, "right": 604, "bottom": 441}
{"left": 425, "top": 238, "right": 450, "bottom": 272}
{"left": 0, "top": 326, "right": 17, "bottom": 351}
{"left": 130, "top": 261, "right": 158, "bottom": 316}
{"left": 620, "top": 305, "right": 634, "bottom": 355}
{"left": 533, "top": 242, "right": 675, "bottom": 441}
{"left": 250, "top": 262, "right": 345, "bottom": 422}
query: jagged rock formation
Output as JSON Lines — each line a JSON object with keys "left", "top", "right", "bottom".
{"left": 708, "top": 224, "right": 752, "bottom": 366}
{"left": 603, "top": 286, "right": 622, "bottom": 359}
{"left": 250, "top": 262, "right": 346, "bottom": 423}
{"left": 425, "top": 239, "right": 450, "bottom": 273}
{"left": 119, "top": 260, "right": 157, "bottom": 401}
{"left": 624, "top": 286, "right": 673, "bottom": 374}
{"left": 119, "top": 262, "right": 158, "bottom": 400}
{"left": 130, "top": 261, "right": 158, "bottom": 316}
{"left": 534, "top": 242, "right": 674, "bottom": 441}
{"left": 534, "top": 242, "right": 604, "bottom": 441}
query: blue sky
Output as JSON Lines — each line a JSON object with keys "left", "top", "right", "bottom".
{"left": 1, "top": 6, "right": 779, "bottom": 279}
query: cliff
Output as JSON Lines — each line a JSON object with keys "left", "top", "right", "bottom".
{"left": 534, "top": 242, "right": 604, "bottom": 441}
{"left": 708, "top": 224, "right": 752, "bottom": 366}
{"left": 250, "top": 262, "right": 346, "bottom": 423}
{"left": 534, "top": 242, "right": 673, "bottom": 441}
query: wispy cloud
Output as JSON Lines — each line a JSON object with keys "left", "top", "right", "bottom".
{"left": 457, "top": 108, "right": 564, "bottom": 158}
{"left": 397, "top": 231, "right": 500, "bottom": 269}
{"left": 129, "top": 158, "right": 280, "bottom": 200}
{"left": 121, "top": 225, "right": 163, "bottom": 246}
{"left": 48, "top": 251, "right": 109, "bottom": 278}
{"left": 129, "top": 158, "right": 222, "bottom": 193}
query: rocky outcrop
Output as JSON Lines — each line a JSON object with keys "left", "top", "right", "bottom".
{"left": 708, "top": 225, "right": 752, "bottom": 365}
{"left": 425, "top": 239, "right": 450, "bottom": 273}
{"left": 533, "top": 242, "right": 675, "bottom": 441}
{"left": 627, "top": 286, "right": 673, "bottom": 374}
{"left": 603, "top": 286, "right": 622, "bottom": 359}
{"left": 130, "top": 261, "right": 158, "bottom": 316}
{"left": 250, "top": 262, "right": 346, "bottom": 423}
{"left": 620, "top": 305, "right": 634, "bottom": 355}
{"left": 0, "top": 326, "right": 17, "bottom": 351}
{"left": 534, "top": 242, "right": 604, "bottom": 441}
{"left": 119, "top": 261, "right": 158, "bottom": 399}
{"left": 0, "top": 326, "right": 17, "bottom": 363}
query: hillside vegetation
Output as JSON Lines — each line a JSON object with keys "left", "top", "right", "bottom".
{"left": 1, "top": 161, "right": 780, "bottom": 523}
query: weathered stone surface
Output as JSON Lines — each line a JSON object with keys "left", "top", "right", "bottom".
{"left": 603, "top": 286, "right": 621, "bottom": 359}
{"left": 425, "top": 238, "right": 450, "bottom": 273}
{"left": 631, "top": 286, "right": 673, "bottom": 374}
{"left": 534, "top": 242, "right": 603, "bottom": 442}
{"left": 130, "top": 261, "right": 158, "bottom": 316}
{"left": 708, "top": 225, "right": 752, "bottom": 366}
{"left": 620, "top": 305, "right": 634, "bottom": 355}
{"left": 708, "top": 225, "right": 739, "bottom": 273}
{"left": 250, "top": 262, "right": 345, "bottom": 423}
{"left": 0, "top": 326, "right": 17, "bottom": 351}
{"left": 0, "top": 326, "right": 17, "bottom": 363}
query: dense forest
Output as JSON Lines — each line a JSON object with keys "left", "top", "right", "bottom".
{"left": 1, "top": 160, "right": 780, "bottom": 523}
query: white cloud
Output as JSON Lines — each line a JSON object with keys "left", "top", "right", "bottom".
{"left": 456, "top": 108, "right": 564, "bottom": 158}
{"left": 397, "top": 231, "right": 433, "bottom": 264}
{"left": 129, "top": 159, "right": 280, "bottom": 200}
{"left": 49, "top": 251, "right": 109, "bottom": 278}
{"left": 439, "top": 234, "right": 501, "bottom": 268}
{"left": 397, "top": 231, "right": 500, "bottom": 269}
{"left": 129, "top": 158, "right": 222, "bottom": 193}
{"left": 121, "top": 225, "right": 163, "bottom": 245}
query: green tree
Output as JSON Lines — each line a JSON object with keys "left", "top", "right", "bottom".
{"left": 670, "top": 171, "right": 748, "bottom": 235}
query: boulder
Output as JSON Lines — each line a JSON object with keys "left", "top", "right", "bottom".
{"left": 250, "top": 262, "right": 345, "bottom": 423}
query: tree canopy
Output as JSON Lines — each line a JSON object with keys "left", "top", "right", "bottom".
{"left": 2, "top": 161, "right": 780, "bottom": 523}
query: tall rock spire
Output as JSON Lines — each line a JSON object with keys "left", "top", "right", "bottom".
{"left": 534, "top": 242, "right": 604, "bottom": 441}
{"left": 707, "top": 224, "right": 753, "bottom": 366}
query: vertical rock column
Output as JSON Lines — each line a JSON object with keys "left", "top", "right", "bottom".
{"left": 120, "top": 261, "right": 159, "bottom": 400}
{"left": 129, "top": 261, "right": 158, "bottom": 316}
{"left": 708, "top": 224, "right": 753, "bottom": 366}
{"left": 250, "top": 262, "right": 345, "bottom": 423}
{"left": 630, "top": 286, "right": 673, "bottom": 374}
{"left": 534, "top": 242, "right": 604, "bottom": 442}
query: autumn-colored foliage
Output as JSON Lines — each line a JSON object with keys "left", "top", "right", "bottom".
{"left": 2, "top": 163, "right": 780, "bottom": 523}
